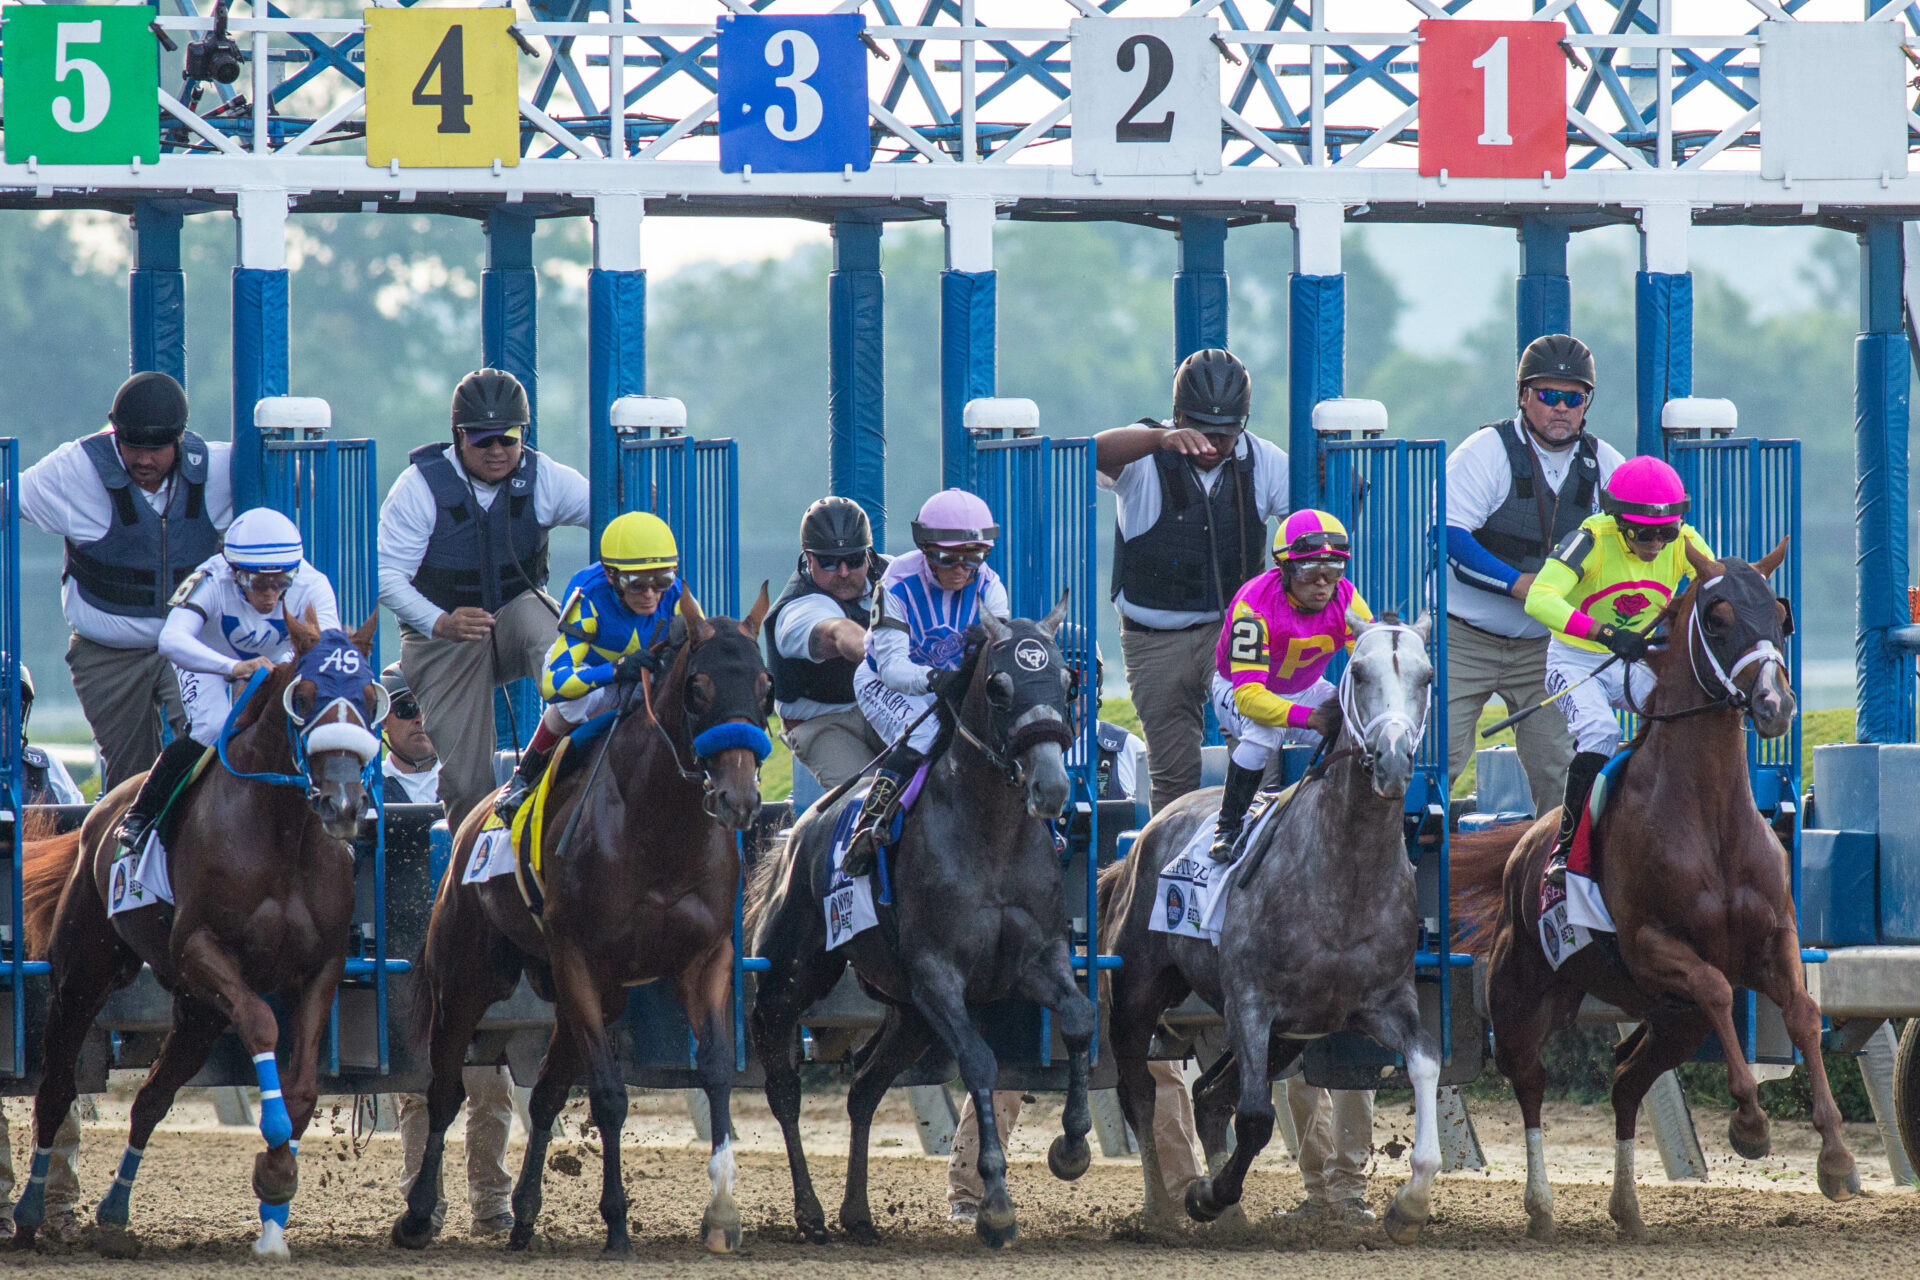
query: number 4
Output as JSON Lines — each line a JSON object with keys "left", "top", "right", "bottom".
{"left": 413, "top": 25, "right": 474, "bottom": 135}
{"left": 53, "top": 21, "right": 111, "bottom": 135}
{"left": 1472, "top": 36, "right": 1512, "bottom": 147}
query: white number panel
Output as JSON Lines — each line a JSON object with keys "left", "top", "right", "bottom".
{"left": 1069, "top": 17, "right": 1221, "bottom": 178}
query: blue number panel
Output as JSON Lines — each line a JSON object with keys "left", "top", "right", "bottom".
{"left": 717, "top": 13, "right": 870, "bottom": 175}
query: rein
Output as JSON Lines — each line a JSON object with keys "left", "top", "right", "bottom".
{"left": 1628, "top": 582, "right": 1785, "bottom": 725}
{"left": 215, "top": 667, "right": 382, "bottom": 795}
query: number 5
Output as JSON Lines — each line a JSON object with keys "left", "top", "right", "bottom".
{"left": 53, "top": 21, "right": 110, "bottom": 134}
{"left": 764, "top": 30, "right": 823, "bottom": 142}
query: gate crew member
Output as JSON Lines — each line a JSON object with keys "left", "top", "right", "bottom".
{"left": 377, "top": 369, "right": 589, "bottom": 829}
{"left": 1526, "top": 456, "right": 1711, "bottom": 885}
{"left": 767, "top": 497, "right": 888, "bottom": 791}
{"left": 493, "top": 512, "right": 683, "bottom": 820}
{"left": 843, "top": 489, "right": 1009, "bottom": 874}
{"left": 18, "top": 372, "right": 233, "bottom": 791}
{"left": 1206, "top": 509, "right": 1371, "bottom": 862}
{"left": 1444, "top": 335, "right": 1623, "bottom": 818}
{"left": 1095, "top": 349, "right": 1289, "bottom": 814}
{"left": 116, "top": 508, "right": 341, "bottom": 860}
{"left": 17, "top": 665, "right": 84, "bottom": 805}
{"left": 377, "top": 663, "right": 442, "bottom": 805}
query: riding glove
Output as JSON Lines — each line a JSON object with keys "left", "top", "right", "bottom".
{"left": 614, "top": 648, "right": 664, "bottom": 683}
{"left": 926, "top": 667, "right": 969, "bottom": 702}
{"left": 1593, "top": 623, "right": 1651, "bottom": 663}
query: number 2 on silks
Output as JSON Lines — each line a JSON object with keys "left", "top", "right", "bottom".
{"left": 365, "top": 8, "right": 519, "bottom": 169}
{"left": 2, "top": 4, "right": 159, "bottom": 165}
{"left": 717, "top": 13, "right": 870, "bottom": 174}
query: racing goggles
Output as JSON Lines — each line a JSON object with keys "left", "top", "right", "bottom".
{"left": 1531, "top": 388, "right": 1588, "bottom": 409}
{"left": 924, "top": 546, "right": 988, "bottom": 570}
{"left": 1621, "top": 521, "right": 1681, "bottom": 545}
{"left": 1277, "top": 530, "right": 1350, "bottom": 563}
{"left": 612, "top": 569, "right": 676, "bottom": 594}
{"left": 1288, "top": 558, "right": 1348, "bottom": 586}
{"left": 809, "top": 549, "right": 870, "bottom": 572}
{"left": 235, "top": 567, "right": 296, "bottom": 595}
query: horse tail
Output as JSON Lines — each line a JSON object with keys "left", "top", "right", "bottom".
{"left": 1448, "top": 823, "right": 1533, "bottom": 957}
{"left": 1096, "top": 857, "right": 1127, "bottom": 932}
{"left": 22, "top": 829, "right": 84, "bottom": 961}
{"left": 743, "top": 826, "right": 795, "bottom": 953}
{"left": 404, "top": 941, "right": 436, "bottom": 1052}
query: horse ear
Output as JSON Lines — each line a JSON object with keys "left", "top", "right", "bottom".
{"left": 1411, "top": 611, "right": 1434, "bottom": 645}
{"left": 981, "top": 611, "right": 1010, "bottom": 644}
{"left": 1038, "top": 589, "right": 1070, "bottom": 638}
{"left": 742, "top": 581, "right": 772, "bottom": 638}
{"left": 678, "top": 589, "right": 712, "bottom": 641}
{"left": 1346, "top": 607, "right": 1372, "bottom": 639}
{"left": 1685, "top": 538, "right": 1720, "bottom": 580}
{"left": 1756, "top": 535, "right": 1789, "bottom": 578}
{"left": 350, "top": 612, "right": 378, "bottom": 658}
{"left": 287, "top": 605, "right": 320, "bottom": 655}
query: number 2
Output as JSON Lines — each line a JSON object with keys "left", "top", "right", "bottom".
{"left": 52, "top": 21, "right": 110, "bottom": 134}
{"left": 412, "top": 25, "right": 474, "bottom": 135}
{"left": 1471, "top": 35, "right": 1512, "bottom": 147}
{"left": 1114, "top": 34, "right": 1174, "bottom": 143}
{"left": 1228, "top": 618, "right": 1264, "bottom": 665}
{"left": 764, "top": 30, "right": 823, "bottom": 142}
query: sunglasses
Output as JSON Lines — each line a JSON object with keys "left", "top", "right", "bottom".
{"left": 811, "top": 550, "right": 870, "bottom": 572}
{"left": 613, "top": 570, "right": 676, "bottom": 593}
{"left": 461, "top": 429, "right": 523, "bottom": 450}
{"left": 924, "top": 547, "right": 987, "bottom": 570}
{"left": 1622, "top": 522, "right": 1680, "bottom": 545}
{"left": 1531, "top": 388, "right": 1588, "bottom": 409}
{"left": 1289, "top": 560, "right": 1348, "bottom": 586}
{"left": 389, "top": 696, "right": 421, "bottom": 721}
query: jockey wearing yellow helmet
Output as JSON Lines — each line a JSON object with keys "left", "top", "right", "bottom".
{"left": 1205, "top": 508, "right": 1374, "bottom": 862}
{"left": 494, "top": 511, "right": 685, "bottom": 820}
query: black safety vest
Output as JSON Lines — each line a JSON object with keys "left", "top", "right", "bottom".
{"left": 407, "top": 443, "right": 550, "bottom": 613}
{"left": 1092, "top": 722, "right": 1131, "bottom": 801}
{"left": 1468, "top": 422, "right": 1601, "bottom": 577}
{"left": 63, "top": 430, "right": 219, "bottom": 620}
{"left": 22, "top": 746, "right": 55, "bottom": 805}
{"left": 1110, "top": 428, "right": 1266, "bottom": 616}
{"left": 766, "top": 565, "right": 871, "bottom": 709}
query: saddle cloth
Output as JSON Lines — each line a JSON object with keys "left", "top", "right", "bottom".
{"left": 107, "top": 830, "right": 174, "bottom": 917}
{"left": 469, "top": 734, "right": 579, "bottom": 914}
{"left": 820, "top": 762, "right": 929, "bottom": 951}
{"left": 1538, "top": 749, "right": 1631, "bottom": 970}
{"left": 1149, "top": 786, "right": 1296, "bottom": 945}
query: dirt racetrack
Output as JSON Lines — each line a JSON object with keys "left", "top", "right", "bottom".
{"left": 3, "top": 1087, "right": 1913, "bottom": 1278}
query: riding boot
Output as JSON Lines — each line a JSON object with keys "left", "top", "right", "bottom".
{"left": 1545, "top": 751, "right": 1609, "bottom": 888}
{"left": 1208, "top": 762, "right": 1265, "bottom": 863}
{"left": 492, "top": 743, "right": 554, "bottom": 823}
{"left": 113, "top": 736, "right": 206, "bottom": 859}
{"left": 842, "top": 746, "right": 928, "bottom": 879}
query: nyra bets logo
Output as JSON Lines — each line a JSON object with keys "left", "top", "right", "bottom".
{"left": 1014, "top": 639, "right": 1050, "bottom": 672}
{"left": 1164, "top": 883, "right": 1184, "bottom": 930}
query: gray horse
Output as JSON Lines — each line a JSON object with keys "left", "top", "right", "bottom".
{"left": 1099, "top": 614, "right": 1443, "bottom": 1242}
{"left": 746, "top": 598, "right": 1095, "bottom": 1249}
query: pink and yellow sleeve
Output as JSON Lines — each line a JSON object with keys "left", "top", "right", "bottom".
{"left": 1224, "top": 602, "right": 1313, "bottom": 728}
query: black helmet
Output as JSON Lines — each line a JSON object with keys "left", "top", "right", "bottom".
{"left": 1517, "top": 334, "right": 1596, "bottom": 392}
{"left": 799, "top": 496, "right": 872, "bottom": 557}
{"left": 108, "top": 371, "right": 189, "bottom": 447}
{"left": 451, "top": 369, "right": 530, "bottom": 433}
{"left": 1173, "top": 349, "right": 1251, "bottom": 429}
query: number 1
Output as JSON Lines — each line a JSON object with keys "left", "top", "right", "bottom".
{"left": 412, "top": 25, "right": 474, "bottom": 135}
{"left": 1472, "top": 36, "right": 1511, "bottom": 147}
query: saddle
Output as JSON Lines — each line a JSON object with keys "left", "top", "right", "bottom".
{"left": 1566, "top": 748, "right": 1635, "bottom": 884}
{"left": 482, "top": 712, "right": 623, "bottom": 915}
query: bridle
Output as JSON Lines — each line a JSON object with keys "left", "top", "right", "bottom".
{"left": 1629, "top": 574, "right": 1787, "bottom": 724}
{"left": 636, "top": 631, "right": 774, "bottom": 817}
{"left": 938, "top": 633, "right": 1075, "bottom": 789}
{"left": 218, "top": 637, "right": 386, "bottom": 801}
{"left": 1335, "top": 622, "right": 1433, "bottom": 776}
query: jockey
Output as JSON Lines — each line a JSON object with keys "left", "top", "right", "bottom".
{"left": 494, "top": 511, "right": 684, "bottom": 821}
{"left": 1526, "top": 455, "right": 1714, "bottom": 886}
{"left": 118, "top": 507, "right": 341, "bottom": 859}
{"left": 843, "top": 488, "right": 1010, "bottom": 875}
{"left": 1206, "top": 509, "right": 1372, "bottom": 862}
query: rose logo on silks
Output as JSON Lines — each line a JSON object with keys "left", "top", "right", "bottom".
{"left": 1014, "top": 639, "right": 1050, "bottom": 672}
{"left": 1612, "top": 591, "right": 1654, "bottom": 621}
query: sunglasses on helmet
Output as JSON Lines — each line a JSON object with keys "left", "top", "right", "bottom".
{"left": 1621, "top": 521, "right": 1681, "bottom": 545}
{"left": 1531, "top": 388, "right": 1588, "bottom": 409}
{"left": 924, "top": 546, "right": 987, "bottom": 570}
{"left": 810, "top": 550, "right": 870, "bottom": 572}
{"left": 613, "top": 569, "right": 676, "bottom": 593}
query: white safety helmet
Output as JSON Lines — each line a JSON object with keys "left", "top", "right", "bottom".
{"left": 223, "top": 508, "right": 305, "bottom": 577}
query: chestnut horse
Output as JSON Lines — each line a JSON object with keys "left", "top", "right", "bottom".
{"left": 15, "top": 613, "right": 384, "bottom": 1258}
{"left": 1452, "top": 538, "right": 1855, "bottom": 1241}
{"left": 393, "top": 588, "right": 772, "bottom": 1258}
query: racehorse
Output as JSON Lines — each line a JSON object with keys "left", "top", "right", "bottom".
{"left": 1450, "top": 538, "right": 1856, "bottom": 1241}
{"left": 747, "top": 598, "right": 1092, "bottom": 1250}
{"left": 15, "top": 612, "right": 384, "bottom": 1259}
{"left": 1099, "top": 614, "right": 1443, "bottom": 1242}
{"left": 392, "top": 588, "right": 773, "bottom": 1258}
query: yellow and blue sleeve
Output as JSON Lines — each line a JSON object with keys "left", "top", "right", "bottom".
{"left": 541, "top": 592, "right": 618, "bottom": 701}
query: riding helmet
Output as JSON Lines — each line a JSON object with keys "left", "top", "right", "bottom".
{"left": 379, "top": 661, "right": 411, "bottom": 701}
{"left": 911, "top": 489, "right": 998, "bottom": 548}
{"left": 1516, "top": 334, "right": 1596, "bottom": 393}
{"left": 108, "top": 371, "right": 190, "bottom": 447}
{"left": 223, "top": 508, "right": 305, "bottom": 575}
{"left": 450, "top": 368, "right": 530, "bottom": 434}
{"left": 1272, "top": 509, "right": 1351, "bottom": 565}
{"left": 601, "top": 511, "right": 679, "bottom": 572}
{"left": 1602, "top": 456, "right": 1690, "bottom": 524}
{"left": 799, "top": 496, "right": 872, "bottom": 556}
{"left": 1172, "top": 349, "right": 1251, "bottom": 428}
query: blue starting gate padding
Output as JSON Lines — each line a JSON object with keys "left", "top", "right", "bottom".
{"left": 232, "top": 267, "right": 291, "bottom": 512}
{"left": 0, "top": 440, "right": 23, "bottom": 1075}
{"left": 1516, "top": 217, "right": 1571, "bottom": 353}
{"left": 616, "top": 433, "right": 741, "bottom": 619}
{"left": 1852, "top": 327, "right": 1913, "bottom": 745}
{"left": 829, "top": 218, "right": 886, "bottom": 545}
{"left": 588, "top": 268, "right": 647, "bottom": 548}
{"left": 1173, "top": 214, "right": 1229, "bottom": 362}
{"left": 1288, "top": 273, "right": 1345, "bottom": 512}
{"left": 1634, "top": 271, "right": 1692, "bottom": 458}
{"left": 131, "top": 203, "right": 186, "bottom": 387}
{"left": 483, "top": 209, "right": 539, "bottom": 443}
{"left": 940, "top": 269, "right": 995, "bottom": 492}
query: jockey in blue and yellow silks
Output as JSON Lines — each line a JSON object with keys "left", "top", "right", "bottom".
{"left": 493, "top": 511, "right": 684, "bottom": 820}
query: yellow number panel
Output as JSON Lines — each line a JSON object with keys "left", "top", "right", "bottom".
{"left": 366, "top": 8, "right": 518, "bottom": 169}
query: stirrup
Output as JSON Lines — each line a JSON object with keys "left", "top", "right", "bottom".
{"left": 493, "top": 774, "right": 534, "bottom": 822}
{"left": 1544, "top": 848, "right": 1569, "bottom": 887}
{"left": 1208, "top": 824, "right": 1243, "bottom": 864}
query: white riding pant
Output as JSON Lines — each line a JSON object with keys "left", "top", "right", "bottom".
{"left": 551, "top": 682, "right": 623, "bottom": 727}
{"left": 1209, "top": 674, "right": 1334, "bottom": 771}
{"left": 175, "top": 666, "right": 239, "bottom": 746}
{"left": 853, "top": 664, "right": 941, "bottom": 755}
{"left": 1543, "top": 639, "right": 1657, "bottom": 756}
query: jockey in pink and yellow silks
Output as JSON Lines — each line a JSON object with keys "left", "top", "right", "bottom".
{"left": 1525, "top": 455, "right": 1714, "bottom": 885}
{"left": 1205, "top": 508, "right": 1373, "bottom": 862}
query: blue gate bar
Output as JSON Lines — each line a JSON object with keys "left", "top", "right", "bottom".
{"left": 617, "top": 433, "right": 740, "bottom": 618}
{"left": 941, "top": 268, "right": 995, "bottom": 492}
{"left": 589, "top": 268, "right": 647, "bottom": 549}
{"left": 1636, "top": 271, "right": 1692, "bottom": 459}
{"left": 232, "top": 268, "right": 290, "bottom": 512}
{"left": 1854, "top": 220, "right": 1914, "bottom": 744}
{"left": 0, "top": 440, "right": 21, "bottom": 1075}
{"left": 829, "top": 217, "right": 886, "bottom": 546}
{"left": 1289, "top": 275, "right": 1344, "bottom": 512}
{"left": 130, "top": 203, "right": 187, "bottom": 387}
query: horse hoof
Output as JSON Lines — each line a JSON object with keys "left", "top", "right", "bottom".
{"left": 1185, "top": 1178, "right": 1225, "bottom": 1224}
{"left": 1612, "top": 1215, "right": 1649, "bottom": 1244}
{"left": 95, "top": 1225, "right": 141, "bottom": 1260}
{"left": 1728, "top": 1116, "right": 1771, "bottom": 1161}
{"left": 974, "top": 1216, "right": 1018, "bottom": 1250}
{"left": 600, "top": 1238, "right": 634, "bottom": 1261}
{"left": 252, "top": 1150, "right": 298, "bottom": 1206}
{"left": 800, "top": 1220, "right": 829, "bottom": 1246}
{"left": 1047, "top": 1134, "right": 1091, "bottom": 1182}
{"left": 702, "top": 1211, "right": 742, "bottom": 1254}
{"left": 1818, "top": 1161, "right": 1860, "bottom": 1203}
{"left": 1525, "top": 1215, "right": 1556, "bottom": 1243}
{"left": 841, "top": 1220, "right": 878, "bottom": 1247}
{"left": 1383, "top": 1200, "right": 1426, "bottom": 1246}
{"left": 252, "top": 1220, "right": 290, "bottom": 1262}
{"left": 507, "top": 1221, "right": 537, "bottom": 1252}
{"left": 9, "top": 1230, "right": 33, "bottom": 1254}
{"left": 390, "top": 1214, "right": 434, "bottom": 1251}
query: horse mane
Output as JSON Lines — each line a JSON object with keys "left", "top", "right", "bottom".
{"left": 927, "top": 627, "right": 991, "bottom": 761}
{"left": 742, "top": 829, "right": 789, "bottom": 949}
{"left": 1447, "top": 823, "right": 1533, "bottom": 957}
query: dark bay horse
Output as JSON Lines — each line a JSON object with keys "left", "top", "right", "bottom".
{"left": 16, "top": 612, "right": 384, "bottom": 1258}
{"left": 1451, "top": 538, "right": 1855, "bottom": 1240}
{"left": 747, "top": 599, "right": 1091, "bottom": 1250}
{"left": 1100, "top": 614, "right": 1443, "bottom": 1242}
{"left": 393, "top": 588, "right": 773, "bottom": 1258}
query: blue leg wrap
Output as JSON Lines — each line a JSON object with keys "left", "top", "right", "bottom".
{"left": 14, "top": 1148, "right": 50, "bottom": 1229}
{"left": 258, "top": 1201, "right": 289, "bottom": 1228}
{"left": 96, "top": 1146, "right": 143, "bottom": 1226}
{"left": 253, "top": 1052, "right": 293, "bottom": 1148}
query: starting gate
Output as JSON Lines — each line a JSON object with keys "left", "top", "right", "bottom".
{"left": 0, "top": 439, "right": 29, "bottom": 1077}
{"left": 616, "top": 428, "right": 742, "bottom": 619}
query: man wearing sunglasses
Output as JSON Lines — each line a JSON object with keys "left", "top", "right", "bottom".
{"left": 377, "top": 369, "right": 589, "bottom": 826}
{"left": 1526, "top": 456, "right": 1713, "bottom": 885}
{"left": 767, "top": 497, "right": 890, "bottom": 791}
{"left": 376, "top": 663, "right": 441, "bottom": 806}
{"left": 1095, "top": 348, "right": 1291, "bottom": 815}
{"left": 1443, "top": 334, "right": 1625, "bottom": 821}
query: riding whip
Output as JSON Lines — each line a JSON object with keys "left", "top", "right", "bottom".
{"left": 1477, "top": 621, "right": 1658, "bottom": 740}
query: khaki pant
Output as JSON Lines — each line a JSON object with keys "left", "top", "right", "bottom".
{"left": 397, "top": 1066, "right": 516, "bottom": 1230}
{"left": 1118, "top": 622, "right": 1222, "bottom": 814}
{"left": 67, "top": 635, "right": 185, "bottom": 792}
{"left": 1287, "top": 1080, "right": 1374, "bottom": 1205}
{"left": 1444, "top": 616, "right": 1575, "bottom": 818}
{"left": 0, "top": 1106, "right": 82, "bottom": 1220}
{"left": 400, "top": 591, "right": 558, "bottom": 830}
{"left": 946, "top": 1063, "right": 1200, "bottom": 1208}
{"left": 782, "top": 706, "right": 885, "bottom": 792}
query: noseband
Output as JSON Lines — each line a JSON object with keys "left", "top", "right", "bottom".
{"left": 637, "top": 634, "right": 773, "bottom": 816}
{"left": 218, "top": 637, "right": 385, "bottom": 801}
{"left": 1336, "top": 623, "right": 1432, "bottom": 775}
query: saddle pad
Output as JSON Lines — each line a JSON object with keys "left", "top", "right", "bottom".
{"left": 107, "top": 831, "right": 174, "bottom": 917}
{"left": 1538, "top": 749, "right": 1632, "bottom": 969}
{"left": 471, "top": 736, "right": 575, "bottom": 913}
{"left": 1149, "top": 786, "right": 1295, "bottom": 945}
{"left": 464, "top": 827, "right": 514, "bottom": 885}
{"left": 823, "top": 793, "right": 880, "bottom": 951}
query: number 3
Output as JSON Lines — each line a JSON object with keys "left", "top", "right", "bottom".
{"left": 764, "top": 30, "right": 823, "bottom": 143}
{"left": 53, "top": 21, "right": 110, "bottom": 134}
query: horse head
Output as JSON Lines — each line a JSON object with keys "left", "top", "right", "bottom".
{"left": 283, "top": 609, "right": 385, "bottom": 840}
{"left": 664, "top": 585, "right": 774, "bottom": 832}
{"left": 1338, "top": 610, "right": 1436, "bottom": 800}
{"left": 963, "top": 593, "right": 1077, "bottom": 820}
{"left": 1681, "top": 537, "right": 1795, "bottom": 737}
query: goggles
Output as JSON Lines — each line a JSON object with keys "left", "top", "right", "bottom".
{"left": 924, "top": 546, "right": 987, "bottom": 570}
{"left": 809, "top": 550, "right": 870, "bottom": 572}
{"left": 1289, "top": 558, "right": 1349, "bottom": 586}
{"left": 612, "top": 569, "right": 676, "bottom": 594}
{"left": 1621, "top": 521, "right": 1681, "bottom": 546}
{"left": 1531, "top": 388, "right": 1588, "bottom": 409}
{"left": 235, "top": 568, "right": 296, "bottom": 594}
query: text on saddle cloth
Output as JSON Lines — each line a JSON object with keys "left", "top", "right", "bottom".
{"left": 821, "top": 764, "right": 929, "bottom": 951}
{"left": 1538, "top": 750, "right": 1630, "bottom": 970}
{"left": 468, "top": 735, "right": 577, "bottom": 911}
{"left": 107, "top": 830, "right": 175, "bottom": 917}
{"left": 1149, "top": 786, "right": 1296, "bottom": 945}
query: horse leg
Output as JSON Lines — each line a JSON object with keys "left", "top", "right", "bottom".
{"left": 1606, "top": 1008, "right": 1710, "bottom": 1242}
{"left": 547, "top": 945, "right": 631, "bottom": 1258}
{"left": 1185, "top": 1003, "right": 1288, "bottom": 1223}
{"left": 243, "top": 958, "right": 343, "bottom": 1260}
{"left": 1757, "top": 932, "right": 1859, "bottom": 1202}
{"left": 838, "top": 1005, "right": 937, "bottom": 1245}
{"left": 748, "top": 938, "right": 843, "bottom": 1245}
{"left": 1631, "top": 930, "right": 1770, "bottom": 1163}
{"left": 505, "top": 1006, "right": 586, "bottom": 1251}
{"left": 1189, "top": 1047, "right": 1239, "bottom": 1178}
{"left": 911, "top": 973, "right": 1024, "bottom": 1250}
{"left": 1016, "top": 952, "right": 1095, "bottom": 1183}
{"left": 1490, "top": 933, "right": 1570, "bottom": 1242}
{"left": 1353, "top": 1000, "right": 1441, "bottom": 1245}
{"left": 680, "top": 945, "right": 742, "bottom": 1254}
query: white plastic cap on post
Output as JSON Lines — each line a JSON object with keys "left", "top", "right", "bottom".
{"left": 253, "top": 396, "right": 332, "bottom": 439}
{"left": 964, "top": 397, "right": 1041, "bottom": 437}
{"left": 1311, "top": 397, "right": 1388, "bottom": 439}
{"left": 1661, "top": 397, "right": 1738, "bottom": 439}
{"left": 610, "top": 395, "right": 688, "bottom": 436}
